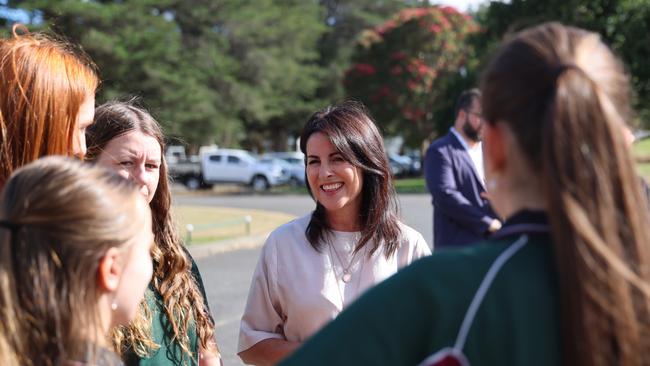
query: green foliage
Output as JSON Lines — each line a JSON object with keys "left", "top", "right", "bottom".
{"left": 344, "top": 6, "right": 478, "bottom": 146}
{"left": 7, "top": 0, "right": 648, "bottom": 150}
{"left": 11, "top": 0, "right": 327, "bottom": 149}
{"left": 476, "top": 0, "right": 650, "bottom": 127}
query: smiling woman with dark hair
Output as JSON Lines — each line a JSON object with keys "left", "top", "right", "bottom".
{"left": 237, "top": 101, "right": 430, "bottom": 365}
{"left": 278, "top": 22, "right": 650, "bottom": 366}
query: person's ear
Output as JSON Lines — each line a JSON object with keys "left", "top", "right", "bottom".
{"left": 456, "top": 109, "right": 467, "bottom": 123}
{"left": 483, "top": 121, "right": 508, "bottom": 174}
{"left": 97, "top": 247, "right": 123, "bottom": 293}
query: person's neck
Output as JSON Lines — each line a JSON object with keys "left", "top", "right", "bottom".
{"left": 90, "top": 295, "right": 114, "bottom": 349}
{"left": 326, "top": 207, "right": 361, "bottom": 232}
{"left": 500, "top": 195, "right": 546, "bottom": 220}
{"left": 494, "top": 177, "right": 546, "bottom": 220}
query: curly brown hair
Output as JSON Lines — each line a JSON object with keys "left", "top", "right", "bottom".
{"left": 85, "top": 100, "right": 217, "bottom": 362}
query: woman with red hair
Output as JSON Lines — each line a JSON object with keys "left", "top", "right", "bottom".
{"left": 0, "top": 25, "right": 99, "bottom": 189}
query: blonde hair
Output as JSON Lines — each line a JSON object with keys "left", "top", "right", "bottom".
{"left": 482, "top": 22, "right": 650, "bottom": 365}
{"left": 0, "top": 157, "right": 148, "bottom": 365}
{"left": 86, "top": 101, "right": 217, "bottom": 362}
{"left": 0, "top": 25, "right": 98, "bottom": 188}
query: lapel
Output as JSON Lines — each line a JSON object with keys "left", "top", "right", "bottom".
{"left": 448, "top": 132, "right": 485, "bottom": 191}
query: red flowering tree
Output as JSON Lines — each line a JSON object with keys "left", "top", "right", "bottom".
{"left": 344, "top": 6, "right": 479, "bottom": 145}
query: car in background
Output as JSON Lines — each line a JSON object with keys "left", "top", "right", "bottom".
{"left": 389, "top": 153, "right": 421, "bottom": 177}
{"left": 263, "top": 152, "right": 306, "bottom": 186}
{"left": 168, "top": 147, "right": 290, "bottom": 191}
{"left": 202, "top": 149, "right": 290, "bottom": 191}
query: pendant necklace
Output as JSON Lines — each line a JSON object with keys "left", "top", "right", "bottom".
{"left": 327, "top": 236, "right": 361, "bottom": 283}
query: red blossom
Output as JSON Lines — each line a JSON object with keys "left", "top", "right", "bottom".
{"left": 353, "top": 63, "right": 376, "bottom": 76}
{"left": 439, "top": 6, "right": 459, "bottom": 15}
{"left": 400, "top": 8, "right": 430, "bottom": 21}
{"left": 402, "top": 107, "right": 426, "bottom": 121}
{"left": 391, "top": 51, "right": 407, "bottom": 60}
{"left": 376, "top": 20, "right": 396, "bottom": 35}
{"left": 418, "top": 63, "right": 432, "bottom": 76}
{"left": 371, "top": 86, "right": 392, "bottom": 102}
{"left": 439, "top": 16, "right": 451, "bottom": 29}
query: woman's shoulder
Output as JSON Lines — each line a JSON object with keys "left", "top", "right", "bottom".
{"left": 405, "top": 235, "right": 552, "bottom": 288}
{"left": 397, "top": 221, "right": 425, "bottom": 242}
{"left": 265, "top": 213, "right": 311, "bottom": 244}
{"left": 396, "top": 221, "right": 430, "bottom": 252}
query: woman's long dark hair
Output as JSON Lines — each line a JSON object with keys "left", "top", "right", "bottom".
{"left": 85, "top": 100, "right": 217, "bottom": 361}
{"left": 300, "top": 101, "right": 404, "bottom": 258}
{"left": 482, "top": 22, "right": 650, "bottom": 366}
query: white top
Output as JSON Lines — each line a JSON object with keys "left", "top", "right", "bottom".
{"left": 238, "top": 214, "right": 431, "bottom": 353}
{"left": 450, "top": 127, "right": 485, "bottom": 183}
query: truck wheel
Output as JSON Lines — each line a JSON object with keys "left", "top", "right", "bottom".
{"left": 251, "top": 175, "right": 269, "bottom": 192}
{"left": 289, "top": 176, "right": 301, "bottom": 187}
{"left": 185, "top": 176, "right": 201, "bottom": 191}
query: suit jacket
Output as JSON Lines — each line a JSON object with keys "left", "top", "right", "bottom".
{"left": 424, "top": 131, "right": 497, "bottom": 248}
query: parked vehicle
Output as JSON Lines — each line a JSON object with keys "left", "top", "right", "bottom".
{"left": 388, "top": 153, "right": 421, "bottom": 177}
{"left": 201, "top": 149, "right": 289, "bottom": 191}
{"left": 262, "top": 152, "right": 306, "bottom": 186}
{"left": 167, "top": 147, "right": 289, "bottom": 191}
{"left": 166, "top": 145, "right": 203, "bottom": 190}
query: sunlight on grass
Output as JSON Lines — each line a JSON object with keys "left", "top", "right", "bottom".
{"left": 637, "top": 163, "right": 650, "bottom": 181}
{"left": 633, "top": 138, "right": 650, "bottom": 158}
{"left": 173, "top": 206, "right": 295, "bottom": 245}
{"left": 394, "top": 177, "right": 427, "bottom": 193}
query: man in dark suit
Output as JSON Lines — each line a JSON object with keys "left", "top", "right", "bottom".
{"left": 424, "top": 89, "right": 501, "bottom": 248}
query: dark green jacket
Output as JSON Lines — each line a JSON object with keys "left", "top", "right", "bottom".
{"left": 281, "top": 211, "right": 562, "bottom": 366}
{"left": 124, "top": 251, "right": 211, "bottom": 366}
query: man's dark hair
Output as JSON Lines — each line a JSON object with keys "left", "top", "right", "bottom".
{"left": 454, "top": 88, "right": 481, "bottom": 118}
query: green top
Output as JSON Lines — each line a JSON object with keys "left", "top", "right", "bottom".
{"left": 124, "top": 252, "right": 211, "bottom": 366}
{"left": 281, "top": 223, "right": 561, "bottom": 365}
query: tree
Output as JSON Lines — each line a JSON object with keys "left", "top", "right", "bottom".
{"left": 315, "top": 0, "right": 416, "bottom": 102}
{"left": 344, "top": 6, "right": 479, "bottom": 146}
{"left": 11, "top": 0, "right": 327, "bottom": 150}
{"left": 477, "top": 0, "right": 650, "bottom": 127}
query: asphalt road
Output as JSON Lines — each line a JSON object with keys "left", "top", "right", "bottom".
{"left": 183, "top": 193, "right": 432, "bottom": 365}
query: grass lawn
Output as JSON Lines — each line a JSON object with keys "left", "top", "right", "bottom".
{"left": 637, "top": 163, "right": 650, "bottom": 181}
{"left": 269, "top": 177, "right": 428, "bottom": 194}
{"left": 634, "top": 138, "right": 650, "bottom": 180}
{"left": 394, "top": 177, "right": 427, "bottom": 193}
{"left": 173, "top": 206, "right": 295, "bottom": 245}
{"left": 633, "top": 138, "right": 650, "bottom": 159}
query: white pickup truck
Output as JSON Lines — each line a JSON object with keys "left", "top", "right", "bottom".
{"left": 169, "top": 148, "right": 290, "bottom": 191}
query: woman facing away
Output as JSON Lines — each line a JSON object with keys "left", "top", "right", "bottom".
{"left": 238, "top": 101, "right": 431, "bottom": 365}
{"left": 85, "top": 100, "right": 221, "bottom": 366}
{"left": 279, "top": 22, "right": 650, "bottom": 366}
{"left": 0, "top": 25, "right": 98, "bottom": 189}
{"left": 0, "top": 157, "right": 154, "bottom": 366}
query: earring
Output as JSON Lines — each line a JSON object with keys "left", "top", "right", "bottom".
{"left": 111, "top": 300, "right": 118, "bottom": 311}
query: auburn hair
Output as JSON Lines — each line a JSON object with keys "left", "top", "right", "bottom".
{"left": 482, "top": 22, "right": 650, "bottom": 366}
{"left": 0, "top": 25, "right": 98, "bottom": 188}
